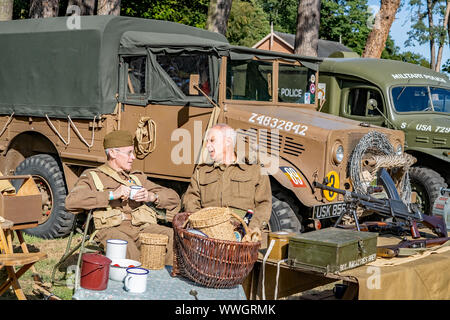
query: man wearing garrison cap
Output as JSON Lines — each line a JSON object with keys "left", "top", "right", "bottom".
{"left": 65, "top": 130, "right": 180, "bottom": 264}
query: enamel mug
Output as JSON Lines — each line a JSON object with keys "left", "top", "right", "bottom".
{"left": 124, "top": 267, "right": 149, "bottom": 293}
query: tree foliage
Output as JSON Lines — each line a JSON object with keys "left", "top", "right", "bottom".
{"left": 226, "top": 0, "right": 271, "bottom": 46}
{"left": 121, "top": 0, "right": 209, "bottom": 28}
{"left": 442, "top": 59, "right": 450, "bottom": 74}
{"left": 406, "top": 0, "right": 449, "bottom": 71}
{"left": 319, "top": 0, "right": 372, "bottom": 55}
{"left": 382, "top": 36, "right": 431, "bottom": 67}
{"left": 255, "top": 0, "right": 298, "bottom": 33}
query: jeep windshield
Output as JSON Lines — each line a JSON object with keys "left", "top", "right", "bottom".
{"left": 225, "top": 58, "right": 317, "bottom": 105}
{"left": 392, "top": 86, "right": 450, "bottom": 113}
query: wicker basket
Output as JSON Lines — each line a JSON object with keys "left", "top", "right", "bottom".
{"left": 139, "top": 233, "right": 169, "bottom": 270}
{"left": 172, "top": 211, "right": 261, "bottom": 288}
{"left": 185, "top": 207, "right": 236, "bottom": 241}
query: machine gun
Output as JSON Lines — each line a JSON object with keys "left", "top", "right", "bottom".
{"left": 313, "top": 168, "right": 448, "bottom": 238}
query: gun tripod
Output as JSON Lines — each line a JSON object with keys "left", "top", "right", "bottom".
{"left": 334, "top": 199, "right": 361, "bottom": 231}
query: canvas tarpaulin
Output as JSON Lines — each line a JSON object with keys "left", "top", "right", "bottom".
{"left": 0, "top": 16, "right": 228, "bottom": 119}
{"left": 340, "top": 238, "right": 450, "bottom": 300}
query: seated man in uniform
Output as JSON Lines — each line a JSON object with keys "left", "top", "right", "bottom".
{"left": 65, "top": 130, "right": 180, "bottom": 265}
{"left": 183, "top": 123, "right": 272, "bottom": 231}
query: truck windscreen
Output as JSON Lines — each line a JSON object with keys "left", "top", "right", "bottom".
{"left": 392, "top": 86, "right": 450, "bottom": 113}
{"left": 226, "top": 59, "right": 272, "bottom": 101}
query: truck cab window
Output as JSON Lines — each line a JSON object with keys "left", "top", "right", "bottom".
{"left": 226, "top": 60, "right": 272, "bottom": 101}
{"left": 278, "top": 64, "right": 315, "bottom": 104}
{"left": 156, "top": 54, "right": 210, "bottom": 96}
{"left": 124, "top": 56, "right": 146, "bottom": 95}
{"left": 347, "top": 88, "right": 383, "bottom": 116}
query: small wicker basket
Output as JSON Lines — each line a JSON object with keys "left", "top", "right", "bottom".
{"left": 139, "top": 233, "right": 169, "bottom": 270}
{"left": 185, "top": 207, "right": 236, "bottom": 241}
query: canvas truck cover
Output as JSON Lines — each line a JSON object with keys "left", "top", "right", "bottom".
{"left": 0, "top": 16, "right": 228, "bottom": 119}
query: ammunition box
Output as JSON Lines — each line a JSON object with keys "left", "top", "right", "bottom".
{"left": 288, "top": 227, "right": 378, "bottom": 273}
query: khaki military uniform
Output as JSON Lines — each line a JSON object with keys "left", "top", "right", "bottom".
{"left": 65, "top": 164, "right": 180, "bottom": 264}
{"left": 182, "top": 160, "right": 272, "bottom": 230}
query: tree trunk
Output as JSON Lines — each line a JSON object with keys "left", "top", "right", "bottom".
{"left": 427, "top": 0, "right": 436, "bottom": 70}
{"left": 362, "top": 0, "right": 401, "bottom": 58}
{"left": 436, "top": 0, "right": 450, "bottom": 71}
{"left": 97, "top": 0, "right": 120, "bottom": 16}
{"left": 0, "top": 0, "right": 13, "bottom": 21}
{"left": 294, "top": 0, "right": 321, "bottom": 57}
{"left": 67, "top": 0, "right": 96, "bottom": 15}
{"left": 29, "top": 0, "right": 60, "bottom": 18}
{"left": 206, "top": 0, "right": 233, "bottom": 35}
{"left": 448, "top": 0, "right": 450, "bottom": 45}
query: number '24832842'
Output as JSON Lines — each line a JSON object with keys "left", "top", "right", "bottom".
{"left": 249, "top": 113, "right": 308, "bottom": 136}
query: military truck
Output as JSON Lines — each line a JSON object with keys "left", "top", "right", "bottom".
{"left": 0, "top": 16, "right": 405, "bottom": 238}
{"left": 318, "top": 54, "right": 449, "bottom": 215}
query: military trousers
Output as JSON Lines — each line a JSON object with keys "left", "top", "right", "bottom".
{"left": 95, "top": 220, "right": 174, "bottom": 266}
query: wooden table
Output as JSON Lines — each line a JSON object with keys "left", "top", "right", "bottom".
{"left": 73, "top": 266, "right": 247, "bottom": 300}
{"left": 243, "top": 255, "right": 358, "bottom": 300}
{"left": 0, "top": 219, "right": 47, "bottom": 300}
{"left": 243, "top": 233, "right": 450, "bottom": 300}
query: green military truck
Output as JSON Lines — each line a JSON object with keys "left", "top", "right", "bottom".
{"left": 0, "top": 16, "right": 405, "bottom": 238}
{"left": 318, "top": 54, "right": 449, "bottom": 215}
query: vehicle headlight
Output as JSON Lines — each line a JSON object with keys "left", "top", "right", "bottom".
{"left": 332, "top": 144, "right": 344, "bottom": 164}
{"left": 395, "top": 143, "right": 403, "bottom": 155}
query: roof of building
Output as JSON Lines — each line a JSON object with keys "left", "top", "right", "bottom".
{"left": 253, "top": 30, "right": 354, "bottom": 58}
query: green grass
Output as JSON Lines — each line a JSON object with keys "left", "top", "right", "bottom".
{"left": 0, "top": 232, "right": 85, "bottom": 300}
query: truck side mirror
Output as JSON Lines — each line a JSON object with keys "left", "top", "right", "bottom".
{"left": 367, "top": 98, "right": 378, "bottom": 111}
{"left": 189, "top": 74, "right": 200, "bottom": 95}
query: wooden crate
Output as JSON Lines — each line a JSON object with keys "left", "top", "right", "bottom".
{"left": 0, "top": 175, "right": 42, "bottom": 226}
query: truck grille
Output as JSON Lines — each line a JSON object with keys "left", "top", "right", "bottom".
{"left": 432, "top": 137, "right": 447, "bottom": 145}
{"left": 236, "top": 128, "right": 304, "bottom": 157}
{"left": 415, "top": 136, "right": 429, "bottom": 144}
{"left": 284, "top": 136, "right": 304, "bottom": 157}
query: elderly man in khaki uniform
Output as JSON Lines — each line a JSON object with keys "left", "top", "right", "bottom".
{"left": 65, "top": 130, "right": 180, "bottom": 265}
{"left": 183, "top": 124, "right": 272, "bottom": 231}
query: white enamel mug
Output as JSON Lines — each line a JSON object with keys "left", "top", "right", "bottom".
{"left": 129, "top": 185, "right": 143, "bottom": 200}
{"left": 106, "top": 239, "right": 128, "bottom": 260}
{"left": 124, "top": 267, "right": 149, "bottom": 293}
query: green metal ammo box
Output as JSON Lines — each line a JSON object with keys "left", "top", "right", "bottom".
{"left": 288, "top": 227, "right": 378, "bottom": 273}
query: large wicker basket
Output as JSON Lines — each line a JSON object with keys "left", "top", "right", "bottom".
{"left": 139, "top": 233, "right": 169, "bottom": 270}
{"left": 172, "top": 211, "right": 261, "bottom": 288}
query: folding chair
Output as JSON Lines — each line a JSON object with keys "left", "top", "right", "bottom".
{"left": 0, "top": 219, "right": 47, "bottom": 300}
{"left": 51, "top": 210, "right": 101, "bottom": 289}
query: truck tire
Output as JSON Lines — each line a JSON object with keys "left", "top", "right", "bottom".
{"left": 269, "top": 195, "right": 303, "bottom": 233}
{"left": 409, "top": 166, "right": 447, "bottom": 215}
{"left": 14, "top": 154, "right": 74, "bottom": 239}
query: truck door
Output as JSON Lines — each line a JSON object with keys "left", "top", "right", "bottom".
{"left": 340, "top": 85, "right": 386, "bottom": 127}
{"left": 119, "top": 52, "right": 216, "bottom": 181}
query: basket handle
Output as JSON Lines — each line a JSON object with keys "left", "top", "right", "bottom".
{"left": 181, "top": 219, "right": 189, "bottom": 229}
{"left": 229, "top": 212, "right": 251, "bottom": 235}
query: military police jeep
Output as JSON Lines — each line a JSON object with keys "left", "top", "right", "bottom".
{"left": 0, "top": 16, "right": 405, "bottom": 238}
{"left": 318, "top": 54, "right": 450, "bottom": 215}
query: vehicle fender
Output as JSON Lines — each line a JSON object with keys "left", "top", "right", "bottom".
{"left": 3, "top": 131, "right": 59, "bottom": 173}
{"left": 406, "top": 147, "right": 450, "bottom": 164}
{"left": 269, "top": 158, "right": 319, "bottom": 208}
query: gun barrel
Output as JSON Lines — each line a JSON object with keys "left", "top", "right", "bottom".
{"left": 313, "top": 181, "right": 383, "bottom": 204}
